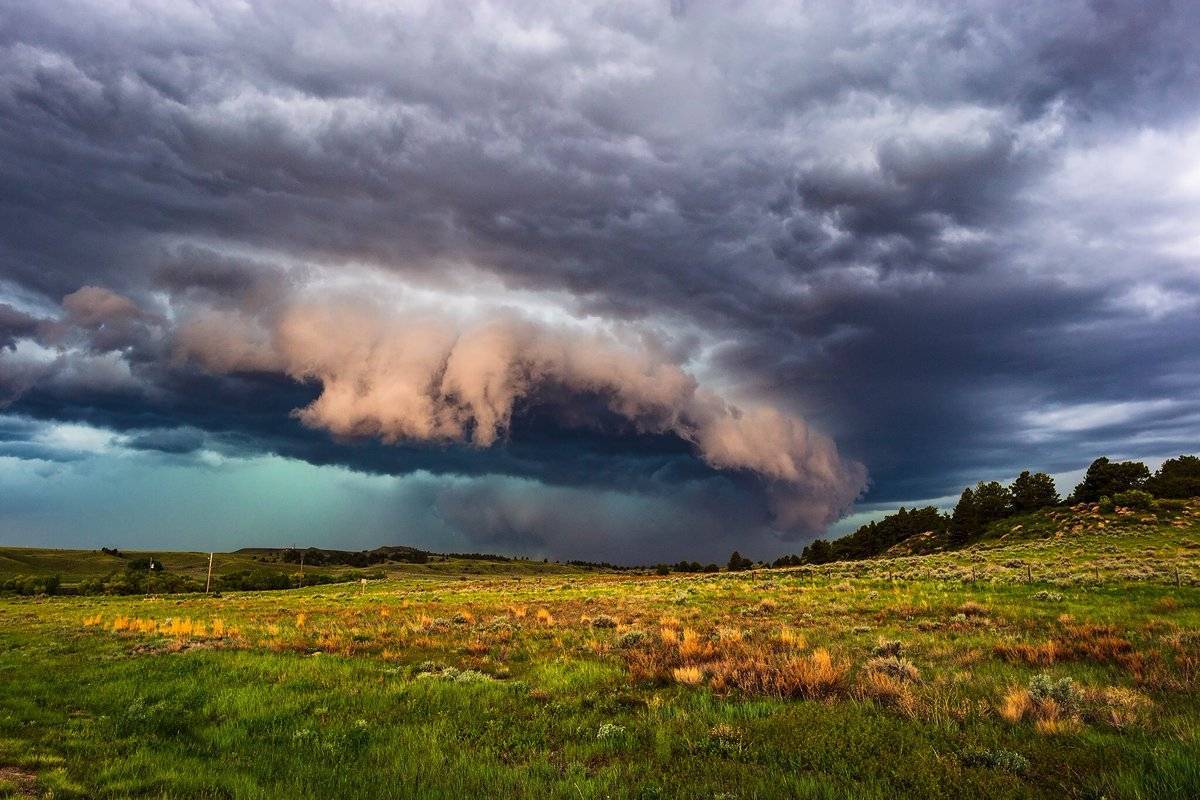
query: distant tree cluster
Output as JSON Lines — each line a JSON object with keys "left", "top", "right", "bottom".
{"left": 727, "top": 551, "right": 754, "bottom": 571}
{"left": 949, "top": 471, "right": 1060, "bottom": 544}
{"left": 654, "top": 561, "right": 720, "bottom": 575}
{"left": 1069, "top": 455, "right": 1200, "bottom": 504}
{"left": 755, "top": 452, "right": 1199, "bottom": 570}
{"left": 280, "top": 546, "right": 429, "bottom": 567}
{"left": 1145, "top": 455, "right": 1200, "bottom": 499}
{"left": 1069, "top": 458, "right": 1151, "bottom": 503}
{"left": 1, "top": 574, "right": 61, "bottom": 596}
{"left": 797, "top": 505, "right": 949, "bottom": 565}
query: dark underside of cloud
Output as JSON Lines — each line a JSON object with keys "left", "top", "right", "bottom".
{"left": 1, "top": 0, "right": 1199, "bottom": 561}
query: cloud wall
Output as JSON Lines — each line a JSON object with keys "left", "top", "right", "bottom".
{"left": 176, "top": 291, "right": 867, "bottom": 532}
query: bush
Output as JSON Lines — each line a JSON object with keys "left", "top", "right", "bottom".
{"left": 596, "top": 723, "right": 627, "bottom": 742}
{"left": 865, "top": 655, "right": 920, "bottom": 683}
{"left": 0, "top": 574, "right": 61, "bottom": 595}
{"left": 617, "top": 630, "right": 647, "bottom": 648}
{"left": 591, "top": 614, "right": 617, "bottom": 629}
{"left": 961, "top": 748, "right": 1030, "bottom": 774}
{"left": 871, "top": 639, "right": 904, "bottom": 657}
{"left": 1029, "top": 673, "right": 1082, "bottom": 716}
{"left": 1113, "top": 489, "right": 1154, "bottom": 510}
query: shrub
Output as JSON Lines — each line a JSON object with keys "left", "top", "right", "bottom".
{"left": 958, "top": 601, "right": 989, "bottom": 617}
{"left": 871, "top": 639, "right": 904, "bottom": 657}
{"left": 1032, "top": 590, "right": 1063, "bottom": 602}
{"left": 1028, "top": 673, "right": 1082, "bottom": 716}
{"left": 618, "top": 630, "right": 647, "bottom": 648}
{"left": 1113, "top": 489, "right": 1154, "bottom": 510}
{"left": 703, "top": 724, "right": 746, "bottom": 758}
{"left": 865, "top": 655, "right": 920, "bottom": 683}
{"left": 453, "top": 669, "right": 493, "bottom": 684}
{"left": 596, "top": 723, "right": 627, "bottom": 742}
{"left": 591, "top": 614, "right": 617, "bottom": 629}
{"left": 961, "top": 748, "right": 1030, "bottom": 774}
{"left": 999, "top": 673, "right": 1084, "bottom": 734}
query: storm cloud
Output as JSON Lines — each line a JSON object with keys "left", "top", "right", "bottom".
{"left": 1, "top": 0, "right": 1198, "bottom": 561}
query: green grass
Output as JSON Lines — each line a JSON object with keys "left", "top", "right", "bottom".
{"left": 0, "top": 546, "right": 602, "bottom": 589}
{"left": 0, "top": 500, "right": 1198, "bottom": 798}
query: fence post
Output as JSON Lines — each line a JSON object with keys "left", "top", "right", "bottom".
{"left": 206, "top": 552, "right": 214, "bottom": 595}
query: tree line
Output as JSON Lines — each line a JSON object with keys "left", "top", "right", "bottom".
{"left": 754, "top": 453, "right": 1200, "bottom": 568}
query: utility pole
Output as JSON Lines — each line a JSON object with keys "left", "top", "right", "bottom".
{"left": 206, "top": 552, "right": 214, "bottom": 595}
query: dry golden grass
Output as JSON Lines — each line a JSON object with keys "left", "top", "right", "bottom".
{"left": 855, "top": 671, "right": 918, "bottom": 717}
{"left": 716, "top": 626, "right": 744, "bottom": 644}
{"left": 678, "top": 628, "right": 715, "bottom": 661}
{"left": 999, "top": 687, "right": 1033, "bottom": 723}
{"left": 707, "top": 647, "right": 849, "bottom": 700}
{"left": 673, "top": 665, "right": 705, "bottom": 685}
{"left": 1087, "top": 686, "right": 1153, "bottom": 729}
{"left": 778, "top": 626, "right": 807, "bottom": 650}
{"left": 994, "top": 640, "right": 1059, "bottom": 666}
{"left": 1031, "top": 700, "right": 1081, "bottom": 735}
{"left": 958, "top": 601, "right": 989, "bottom": 617}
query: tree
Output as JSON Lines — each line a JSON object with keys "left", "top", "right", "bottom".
{"left": 1010, "top": 471, "right": 1060, "bottom": 513}
{"left": 1146, "top": 455, "right": 1200, "bottom": 499}
{"left": 950, "top": 487, "right": 982, "bottom": 545}
{"left": 1071, "top": 457, "right": 1150, "bottom": 503}
{"left": 973, "top": 481, "right": 1013, "bottom": 523}
{"left": 727, "top": 551, "right": 753, "bottom": 571}
{"left": 815, "top": 506, "right": 948, "bottom": 562}
{"left": 801, "top": 539, "right": 833, "bottom": 565}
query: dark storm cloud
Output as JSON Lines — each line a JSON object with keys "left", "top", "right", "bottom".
{"left": 1, "top": 0, "right": 1199, "bottom": 559}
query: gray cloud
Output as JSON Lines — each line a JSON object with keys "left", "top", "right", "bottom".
{"left": 1, "top": 0, "right": 1198, "bottom": 559}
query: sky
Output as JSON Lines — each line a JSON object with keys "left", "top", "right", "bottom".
{"left": 1, "top": 0, "right": 1198, "bottom": 563}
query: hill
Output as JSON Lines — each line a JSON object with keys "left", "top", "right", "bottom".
{"left": 0, "top": 543, "right": 615, "bottom": 595}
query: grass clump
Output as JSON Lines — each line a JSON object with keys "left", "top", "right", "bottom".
{"left": 961, "top": 748, "right": 1030, "bottom": 774}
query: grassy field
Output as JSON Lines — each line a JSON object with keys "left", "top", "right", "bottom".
{"left": 0, "top": 546, "right": 598, "bottom": 588}
{"left": 0, "top": 502, "right": 1198, "bottom": 799}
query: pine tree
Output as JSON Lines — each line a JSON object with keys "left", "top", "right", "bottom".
{"left": 950, "top": 487, "right": 981, "bottom": 545}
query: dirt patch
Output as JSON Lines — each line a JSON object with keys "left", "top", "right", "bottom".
{"left": 0, "top": 766, "right": 38, "bottom": 798}
{"left": 129, "top": 639, "right": 219, "bottom": 656}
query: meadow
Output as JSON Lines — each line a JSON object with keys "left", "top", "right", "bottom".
{"left": 0, "top": 501, "right": 1197, "bottom": 799}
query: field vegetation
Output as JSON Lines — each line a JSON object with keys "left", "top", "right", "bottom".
{"left": 1, "top": 493, "right": 1198, "bottom": 798}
